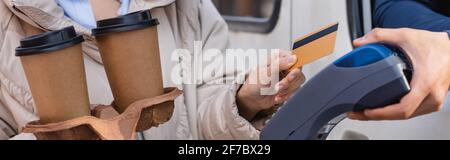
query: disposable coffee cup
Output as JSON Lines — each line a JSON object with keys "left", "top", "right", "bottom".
{"left": 16, "top": 26, "right": 91, "bottom": 124}
{"left": 92, "top": 10, "right": 164, "bottom": 113}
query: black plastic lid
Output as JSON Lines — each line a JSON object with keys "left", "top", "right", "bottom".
{"left": 16, "top": 26, "right": 84, "bottom": 56}
{"left": 92, "top": 10, "right": 159, "bottom": 36}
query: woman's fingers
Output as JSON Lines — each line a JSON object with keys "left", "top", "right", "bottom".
{"left": 267, "top": 50, "right": 303, "bottom": 104}
{"left": 279, "top": 77, "right": 304, "bottom": 96}
{"left": 268, "top": 50, "right": 296, "bottom": 71}
{"left": 275, "top": 69, "right": 304, "bottom": 92}
{"left": 275, "top": 94, "right": 290, "bottom": 104}
{"left": 278, "top": 54, "right": 297, "bottom": 71}
{"left": 287, "top": 69, "right": 304, "bottom": 83}
{"left": 274, "top": 69, "right": 305, "bottom": 104}
{"left": 274, "top": 83, "right": 302, "bottom": 103}
{"left": 262, "top": 50, "right": 296, "bottom": 84}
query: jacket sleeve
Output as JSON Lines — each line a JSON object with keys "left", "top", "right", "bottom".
{"left": 0, "top": 0, "right": 9, "bottom": 54}
{"left": 195, "top": 0, "right": 265, "bottom": 140}
{"left": 0, "top": 1, "right": 15, "bottom": 140}
{"left": 0, "top": 1, "right": 39, "bottom": 140}
{"left": 374, "top": 0, "right": 450, "bottom": 32}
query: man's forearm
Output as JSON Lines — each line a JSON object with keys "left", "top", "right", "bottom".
{"left": 375, "top": 0, "right": 450, "bottom": 32}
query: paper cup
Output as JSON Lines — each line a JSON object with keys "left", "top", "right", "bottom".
{"left": 16, "top": 26, "right": 90, "bottom": 124}
{"left": 92, "top": 10, "right": 164, "bottom": 113}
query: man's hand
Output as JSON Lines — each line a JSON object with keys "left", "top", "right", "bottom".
{"left": 237, "top": 50, "right": 305, "bottom": 121}
{"left": 348, "top": 28, "right": 450, "bottom": 120}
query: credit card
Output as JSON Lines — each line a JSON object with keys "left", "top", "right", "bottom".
{"left": 289, "top": 23, "right": 339, "bottom": 71}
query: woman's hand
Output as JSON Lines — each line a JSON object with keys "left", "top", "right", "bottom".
{"left": 237, "top": 50, "right": 305, "bottom": 121}
{"left": 348, "top": 28, "right": 450, "bottom": 120}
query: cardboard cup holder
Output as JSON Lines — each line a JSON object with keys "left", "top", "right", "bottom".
{"left": 23, "top": 88, "right": 182, "bottom": 140}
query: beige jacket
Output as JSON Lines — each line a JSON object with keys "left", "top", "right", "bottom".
{"left": 0, "top": 0, "right": 263, "bottom": 140}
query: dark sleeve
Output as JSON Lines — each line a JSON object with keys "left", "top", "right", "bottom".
{"left": 374, "top": 0, "right": 450, "bottom": 32}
